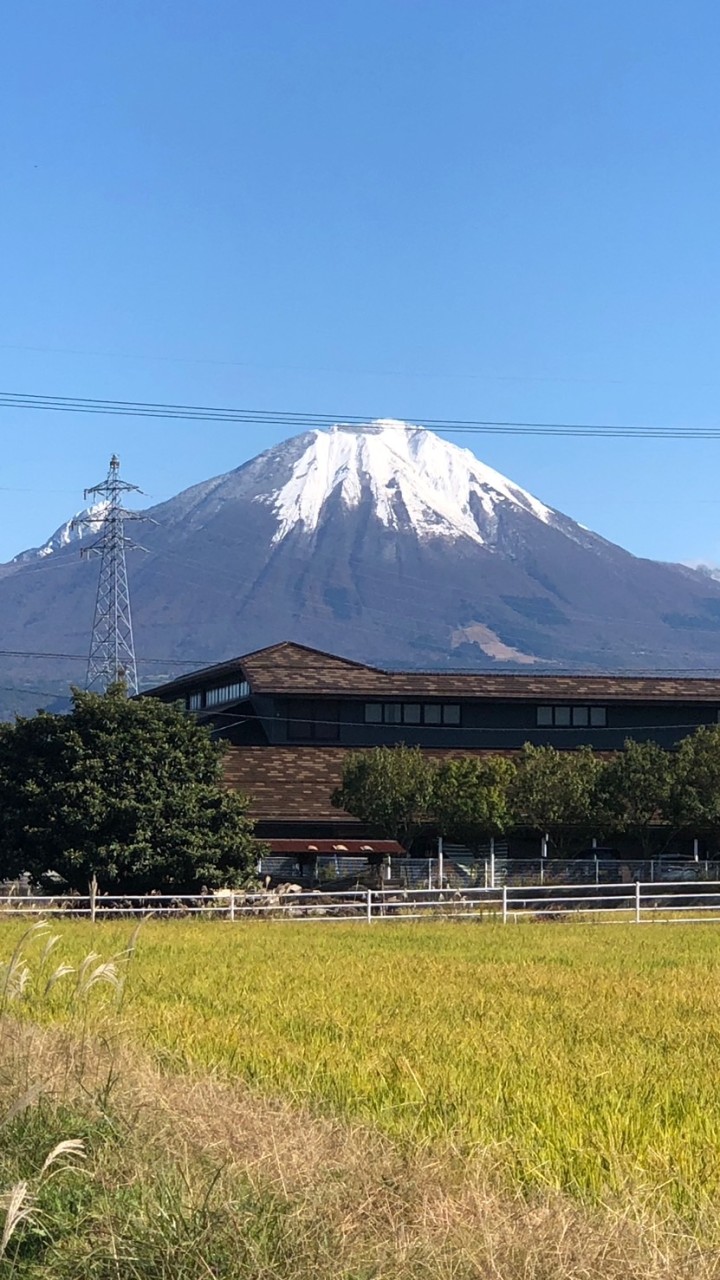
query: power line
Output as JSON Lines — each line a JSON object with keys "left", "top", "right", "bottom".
{"left": 10, "top": 535, "right": 720, "bottom": 673}
{"left": 4, "top": 686, "right": 714, "bottom": 737}
{"left": 0, "top": 340, "right": 642, "bottom": 384}
{"left": 205, "top": 708, "right": 720, "bottom": 737}
{"left": 14, "top": 525, "right": 718, "bottom": 680}
{"left": 0, "top": 683, "right": 66, "bottom": 698}
{"left": 4, "top": 647, "right": 720, "bottom": 679}
{"left": 0, "top": 647, "right": 211, "bottom": 667}
{"left": 0, "top": 390, "right": 719, "bottom": 437}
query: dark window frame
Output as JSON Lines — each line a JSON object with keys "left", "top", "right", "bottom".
{"left": 363, "top": 702, "right": 462, "bottom": 727}
{"left": 287, "top": 699, "right": 340, "bottom": 741}
{"left": 536, "top": 704, "right": 607, "bottom": 728}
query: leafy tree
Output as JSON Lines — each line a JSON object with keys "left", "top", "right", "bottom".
{"left": 432, "top": 755, "right": 516, "bottom": 851}
{"left": 510, "top": 744, "right": 603, "bottom": 855}
{"left": 0, "top": 685, "right": 261, "bottom": 892}
{"left": 669, "top": 725, "right": 720, "bottom": 846}
{"left": 331, "top": 745, "right": 433, "bottom": 847}
{"left": 597, "top": 738, "right": 674, "bottom": 858}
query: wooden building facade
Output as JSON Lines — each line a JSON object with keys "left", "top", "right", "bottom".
{"left": 143, "top": 642, "right": 720, "bottom": 839}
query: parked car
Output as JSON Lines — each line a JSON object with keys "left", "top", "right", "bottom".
{"left": 651, "top": 856, "right": 699, "bottom": 883}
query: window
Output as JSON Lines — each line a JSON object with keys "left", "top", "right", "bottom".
{"left": 205, "top": 680, "right": 250, "bottom": 708}
{"left": 287, "top": 700, "right": 339, "bottom": 741}
{"left": 537, "top": 704, "right": 607, "bottom": 728}
{"left": 363, "top": 703, "right": 462, "bottom": 727}
{"left": 187, "top": 691, "right": 203, "bottom": 711}
{"left": 287, "top": 700, "right": 313, "bottom": 740}
{"left": 315, "top": 701, "right": 340, "bottom": 741}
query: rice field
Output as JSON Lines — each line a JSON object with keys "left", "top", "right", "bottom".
{"left": 10, "top": 917, "right": 720, "bottom": 1229}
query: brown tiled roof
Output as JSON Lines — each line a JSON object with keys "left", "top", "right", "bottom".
{"left": 148, "top": 641, "right": 720, "bottom": 704}
{"left": 224, "top": 746, "right": 355, "bottom": 820}
{"left": 224, "top": 745, "right": 512, "bottom": 822}
{"left": 146, "top": 642, "right": 375, "bottom": 700}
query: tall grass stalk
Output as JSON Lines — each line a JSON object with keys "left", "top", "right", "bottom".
{"left": 10, "top": 916, "right": 720, "bottom": 1227}
{"left": 1, "top": 919, "right": 720, "bottom": 1275}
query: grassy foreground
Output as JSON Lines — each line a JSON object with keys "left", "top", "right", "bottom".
{"left": 2, "top": 917, "right": 720, "bottom": 1276}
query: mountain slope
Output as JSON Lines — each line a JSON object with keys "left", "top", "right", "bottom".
{"left": 12, "top": 501, "right": 110, "bottom": 564}
{"left": 2, "top": 420, "right": 720, "bottom": 715}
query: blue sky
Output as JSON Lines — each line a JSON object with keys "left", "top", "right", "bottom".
{"left": 2, "top": 0, "right": 720, "bottom": 564}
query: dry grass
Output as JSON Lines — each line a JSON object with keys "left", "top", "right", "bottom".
{"left": 4, "top": 919, "right": 720, "bottom": 1276}
{"left": 24, "top": 917, "right": 720, "bottom": 1223}
{"left": 1, "top": 1018, "right": 718, "bottom": 1280}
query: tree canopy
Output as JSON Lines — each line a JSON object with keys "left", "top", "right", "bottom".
{"left": 331, "top": 745, "right": 433, "bottom": 846}
{"left": 432, "top": 756, "right": 516, "bottom": 851}
{"left": 671, "top": 726, "right": 720, "bottom": 842}
{"left": 0, "top": 686, "right": 261, "bottom": 892}
{"left": 597, "top": 738, "right": 675, "bottom": 856}
{"left": 332, "top": 729, "right": 720, "bottom": 859}
{"left": 509, "top": 744, "right": 602, "bottom": 854}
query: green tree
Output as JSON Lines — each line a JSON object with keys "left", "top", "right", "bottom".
{"left": 331, "top": 745, "right": 433, "bottom": 847}
{"left": 669, "top": 725, "right": 720, "bottom": 847}
{"left": 510, "top": 744, "right": 603, "bottom": 855}
{"left": 0, "top": 686, "right": 261, "bottom": 892}
{"left": 598, "top": 738, "right": 674, "bottom": 858}
{"left": 432, "top": 755, "right": 516, "bottom": 851}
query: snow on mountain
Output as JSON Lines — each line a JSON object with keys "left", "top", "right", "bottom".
{"left": 684, "top": 561, "right": 720, "bottom": 583}
{"left": 12, "top": 501, "right": 109, "bottom": 564}
{"left": 255, "top": 420, "right": 556, "bottom": 546}
{"left": 7, "top": 418, "right": 720, "bottom": 718}
{"left": 8, "top": 421, "right": 571, "bottom": 562}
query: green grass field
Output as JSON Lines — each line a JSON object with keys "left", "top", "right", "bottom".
{"left": 14, "top": 918, "right": 720, "bottom": 1217}
{"left": 4, "top": 918, "right": 720, "bottom": 1276}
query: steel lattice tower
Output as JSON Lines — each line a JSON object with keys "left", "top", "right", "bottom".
{"left": 77, "top": 455, "right": 144, "bottom": 695}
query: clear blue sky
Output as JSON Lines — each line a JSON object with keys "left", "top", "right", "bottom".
{"left": 2, "top": 0, "right": 720, "bottom": 565}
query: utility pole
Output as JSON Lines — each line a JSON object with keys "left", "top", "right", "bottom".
{"left": 76, "top": 455, "right": 145, "bottom": 695}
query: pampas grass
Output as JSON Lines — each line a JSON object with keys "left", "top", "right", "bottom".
{"left": 2, "top": 918, "right": 720, "bottom": 1276}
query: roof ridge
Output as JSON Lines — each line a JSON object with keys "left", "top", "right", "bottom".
{"left": 243, "top": 640, "right": 383, "bottom": 671}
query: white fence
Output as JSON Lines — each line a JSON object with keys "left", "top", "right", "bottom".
{"left": 259, "top": 853, "right": 720, "bottom": 890}
{"left": 4, "top": 881, "right": 720, "bottom": 923}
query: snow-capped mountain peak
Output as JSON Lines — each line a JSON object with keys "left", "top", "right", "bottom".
{"left": 257, "top": 419, "right": 556, "bottom": 546}
{"left": 12, "top": 501, "right": 110, "bottom": 564}
{"left": 7, "top": 417, "right": 720, "bottom": 709}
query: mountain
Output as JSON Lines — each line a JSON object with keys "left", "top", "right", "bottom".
{"left": 11, "top": 501, "right": 109, "bottom": 564}
{"left": 3, "top": 419, "right": 720, "bottom": 716}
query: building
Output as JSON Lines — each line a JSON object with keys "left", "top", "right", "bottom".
{"left": 143, "top": 641, "right": 720, "bottom": 841}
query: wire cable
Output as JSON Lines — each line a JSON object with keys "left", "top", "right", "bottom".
{"left": 1, "top": 390, "right": 719, "bottom": 438}
{"left": 4, "top": 647, "right": 720, "bottom": 677}
{"left": 204, "top": 707, "right": 720, "bottom": 737}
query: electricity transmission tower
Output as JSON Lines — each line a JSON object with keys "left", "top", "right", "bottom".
{"left": 76, "top": 455, "right": 145, "bottom": 695}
